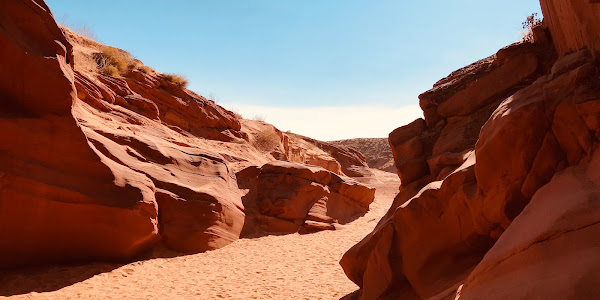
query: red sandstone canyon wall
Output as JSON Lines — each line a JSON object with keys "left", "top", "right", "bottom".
{"left": 341, "top": 1, "right": 600, "bottom": 298}
{"left": 0, "top": 0, "right": 376, "bottom": 268}
{"left": 540, "top": 0, "right": 600, "bottom": 55}
{"left": 0, "top": 0, "right": 159, "bottom": 267}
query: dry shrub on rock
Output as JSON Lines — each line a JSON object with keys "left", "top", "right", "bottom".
{"left": 160, "top": 73, "right": 189, "bottom": 88}
{"left": 254, "top": 127, "right": 280, "bottom": 151}
{"left": 94, "top": 46, "right": 134, "bottom": 77}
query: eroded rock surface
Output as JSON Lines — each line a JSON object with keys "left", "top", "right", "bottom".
{"left": 341, "top": 17, "right": 600, "bottom": 298}
{"left": 0, "top": 0, "right": 377, "bottom": 268}
{"left": 73, "top": 100, "right": 245, "bottom": 254}
{"left": 0, "top": 0, "right": 158, "bottom": 267}
{"left": 68, "top": 34, "right": 248, "bottom": 254}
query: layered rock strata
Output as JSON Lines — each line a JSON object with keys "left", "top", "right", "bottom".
{"left": 0, "top": 0, "right": 159, "bottom": 267}
{"left": 341, "top": 14, "right": 600, "bottom": 298}
{"left": 0, "top": 0, "right": 377, "bottom": 268}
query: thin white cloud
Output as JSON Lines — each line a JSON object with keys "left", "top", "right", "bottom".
{"left": 222, "top": 103, "right": 423, "bottom": 141}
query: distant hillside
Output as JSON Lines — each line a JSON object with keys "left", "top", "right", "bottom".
{"left": 331, "top": 138, "right": 396, "bottom": 173}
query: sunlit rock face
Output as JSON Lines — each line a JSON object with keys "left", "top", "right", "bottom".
{"left": 0, "top": 0, "right": 244, "bottom": 267}
{"left": 238, "top": 161, "right": 375, "bottom": 236}
{"left": 341, "top": 2, "right": 600, "bottom": 297}
{"left": 1, "top": 0, "right": 378, "bottom": 268}
{"left": 540, "top": 0, "right": 600, "bottom": 56}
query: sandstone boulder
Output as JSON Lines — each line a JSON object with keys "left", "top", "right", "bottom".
{"left": 74, "top": 99, "right": 245, "bottom": 253}
{"left": 238, "top": 161, "right": 375, "bottom": 236}
{"left": 342, "top": 30, "right": 600, "bottom": 298}
{"left": 331, "top": 138, "right": 397, "bottom": 173}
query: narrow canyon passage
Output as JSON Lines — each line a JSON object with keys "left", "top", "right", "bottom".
{"left": 0, "top": 170, "right": 399, "bottom": 300}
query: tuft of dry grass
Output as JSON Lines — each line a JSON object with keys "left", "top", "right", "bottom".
{"left": 229, "top": 108, "right": 243, "bottom": 119}
{"left": 207, "top": 92, "right": 221, "bottom": 103}
{"left": 103, "top": 65, "right": 120, "bottom": 77}
{"left": 253, "top": 127, "right": 280, "bottom": 151}
{"left": 94, "top": 46, "right": 135, "bottom": 77}
{"left": 74, "top": 24, "right": 97, "bottom": 41}
{"left": 160, "top": 73, "right": 189, "bottom": 88}
{"left": 137, "top": 65, "right": 154, "bottom": 74}
{"left": 252, "top": 115, "right": 266, "bottom": 122}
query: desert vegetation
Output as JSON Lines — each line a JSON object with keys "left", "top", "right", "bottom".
{"left": 521, "top": 13, "right": 542, "bottom": 42}
{"left": 159, "top": 73, "right": 189, "bottom": 88}
{"left": 137, "top": 64, "right": 154, "bottom": 74}
{"left": 94, "top": 46, "right": 135, "bottom": 77}
{"left": 93, "top": 45, "right": 155, "bottom": 78}
{"left": 73, "top": 24, "right": 97, "bottom": 41}
{"left": 253, "top": 127, "right": 280, "bottom": 151}
{"left": 252, "top": 114, "right": 266, "bottom": 122}
{"left": 229, "top": 108, "right": 243, "bottom": 119}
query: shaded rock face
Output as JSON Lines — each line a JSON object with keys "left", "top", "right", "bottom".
{"left": 0, "top": 0, "right": 245, "bottom": 266}
{"left": 237, "top": 161, "right": 375, "bottom": 236}
{"left": 0, "top": 0, "right": 158, "bottom": 267}
{"left": 341, "top": 26, "right": 600, "bottom": 298}
{"left": 458, "top": 148, "right": 600, "bottom": 299}
{"left": 540, "top": 0, "right": 600, "bottom": 56}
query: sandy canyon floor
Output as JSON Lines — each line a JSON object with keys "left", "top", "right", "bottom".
{"left": 0, "top": 170, "right": 399, "bottom": 300}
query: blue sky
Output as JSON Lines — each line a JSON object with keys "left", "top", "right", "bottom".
{"left": 47, "top": 0, "right": 542, "bottom": 140}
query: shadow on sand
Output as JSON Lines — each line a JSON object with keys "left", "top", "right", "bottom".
{"left": 0, "top": 261, "right": 124, "bottom": 296}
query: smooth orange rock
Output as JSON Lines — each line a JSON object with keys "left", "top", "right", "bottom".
{"left": 436, "top": 50, "right": 538, "bottom": 118}
{"left": 0, "top": 0, "right": 159, "bottom": 267}
{"left": 0, "top": 0, "right": 251, "bottom": 266}
{"left": 74, "top": 101, "right": 245, "bottom": 253}
{"left": 342, "top": 153, "right": 487, "bottom": 299}
{"left": 126, "top": 74, "right": 245, "bottom": 142}
{"left": 388, "top": 119, "right": 431, "bottom": 186}
{"left": 458, "top": 148, "right": 600, "bottom": 300}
